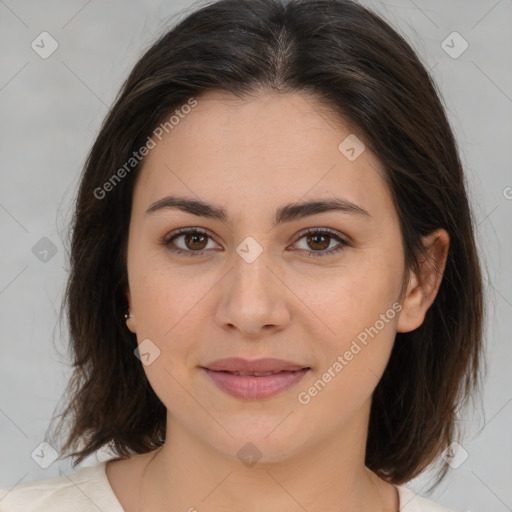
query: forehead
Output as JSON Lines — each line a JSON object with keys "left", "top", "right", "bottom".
{"left": 133, "top": 90, "right": 391, "bottom": 222}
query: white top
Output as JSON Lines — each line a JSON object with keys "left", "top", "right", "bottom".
{"left": 0, "top": 460, "right": 455, "bottom": 511}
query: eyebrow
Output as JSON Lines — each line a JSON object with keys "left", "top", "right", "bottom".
{"left": 145, "top": 195, "right": 371, "bottom": 225}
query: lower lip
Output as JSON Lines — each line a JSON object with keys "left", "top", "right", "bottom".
{"left": 203, "top": 368, "right": 310, "bottom": 399}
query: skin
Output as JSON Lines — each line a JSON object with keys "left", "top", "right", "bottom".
{"left": 107, "top": 90, "right": 449, "bottom": 512}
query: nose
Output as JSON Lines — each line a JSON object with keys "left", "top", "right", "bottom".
{"left": 214, "top": 247, "right": 291, "bottom": 338}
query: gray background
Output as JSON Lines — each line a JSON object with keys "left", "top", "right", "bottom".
{"left": 0, "top": 0, "right": 511, "bottom": 511}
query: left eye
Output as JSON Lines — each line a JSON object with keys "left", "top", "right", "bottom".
{"left": 292, "top": 228, "right": 348, "bottom": 257}
{"left": 162, "top": 228, "right": 348, "bottom": 258}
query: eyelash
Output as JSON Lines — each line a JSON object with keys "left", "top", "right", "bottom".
{"left": 162, "top": 227, "right": 349, "bottom": 258}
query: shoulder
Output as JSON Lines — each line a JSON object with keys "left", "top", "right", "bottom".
{"left": 397, "top": 485, "right": 456, "bottom": 512}
{"left": 0, "top": 461, "right": 124, "bottom": 512}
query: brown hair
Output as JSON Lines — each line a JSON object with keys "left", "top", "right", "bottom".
{"left": 46, "top": 0, "right": 485, "bottom": 488}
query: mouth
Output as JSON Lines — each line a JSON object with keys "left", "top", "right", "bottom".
{"left": 200, "top": 358, "right": 311, "bottom": 399}
{"left": 213, "top": 370, "right": 301, "bottom": 376}
{"left": 203, "top": 357, "right": 309, "bottom": 373}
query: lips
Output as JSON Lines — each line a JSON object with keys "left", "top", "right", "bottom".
{"left": 203, "top": 357, "right": 309, "bottom": 373}
{"left": 204, "top": 357, "right": 309, "bottom": 376}
{"left": 201, "top": 358, "right": 311, "bottom": 399}
{"left": 220, "top": 370, "right": 288, "bottom": 376}
{"left": 203, "top": 368, "right": 310, "bottom": 399}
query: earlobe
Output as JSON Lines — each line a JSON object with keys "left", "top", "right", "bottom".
{"left": 396, "top": 228, "right": 450, "bottom": 333}
{"left": 126, "top": 314, "right": 137, "bottom": 333}
{"left": 125, "top": 287, "right": 137, "bottom": 333}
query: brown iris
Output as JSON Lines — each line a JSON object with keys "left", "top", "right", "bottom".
{"left": 184, "top": 231, "right": 208, "bottom": 250}
{"left": 306, "top": 233, "right": 330, "bottom": 251}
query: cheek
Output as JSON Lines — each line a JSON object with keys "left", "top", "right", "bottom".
{"left": 298, "top": 275, "right": 400, "bottom": 414}
{"left": 129, "top": 262, "right": 218, "bottom": 388}
{"left": 131, "top": 269, "right": 201, "bottom": 409}
{"left": 294, "top": 255, "right": 402, "bottom": 339}
{"left": 293, "top": 253, "right": 401, "bottom": 387}
{"left": 130, "top": 253, "right": 211, "bottom": 332}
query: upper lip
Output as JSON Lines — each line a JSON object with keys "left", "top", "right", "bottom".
{"left": 203, "top": 357, "right": 309, "bottom": 373}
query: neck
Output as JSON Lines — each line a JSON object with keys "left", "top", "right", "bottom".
{"left": 139, "top": 409, "right": 398, "bottom": 512}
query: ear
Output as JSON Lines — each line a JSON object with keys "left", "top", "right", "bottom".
{"left": 125, "top": 287, "right": 137, "bottom": 333}
{"left": 396, "top": 228, "right": 450, "bottom": 333}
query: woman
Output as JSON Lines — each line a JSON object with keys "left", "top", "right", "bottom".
{"left": 0, "top": 0, "right": 484, "bottom": 510}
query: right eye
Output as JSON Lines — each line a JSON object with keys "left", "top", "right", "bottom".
{"left": 162, "top": 228, "right": 221, "bottom": 256}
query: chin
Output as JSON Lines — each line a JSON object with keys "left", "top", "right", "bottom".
{"left": 203, "top": 417, "right": 310, "bottom": 465}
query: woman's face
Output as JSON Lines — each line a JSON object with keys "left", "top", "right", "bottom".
{"left": 125, "top": 90, "right": 414, "bottom": 462}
